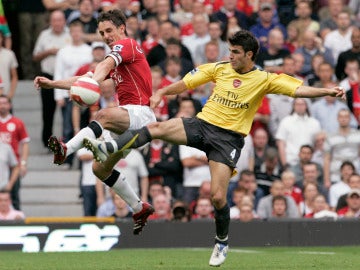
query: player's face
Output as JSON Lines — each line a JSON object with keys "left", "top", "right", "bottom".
{"left": 228, "top": 45, "right": 253, "bottom": 73}
{"left": 98, "top": 20, "right": 126, "bottom": 47}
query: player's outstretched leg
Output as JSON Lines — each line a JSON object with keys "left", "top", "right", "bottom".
{"left": 132, "top": 202, "right": 155, "bottom": 235}
{"left": 83, "top": 132, "right": 139, "bottom": 163}
{"left": 47, "top": 136, "right": 67, "bottom": 165}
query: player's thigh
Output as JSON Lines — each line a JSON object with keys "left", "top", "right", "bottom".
{"left": 148, "top": 118, "right": 187, "bottom": 145}
{"left": 95, "top": 107, "right": 130, "bottom": 134}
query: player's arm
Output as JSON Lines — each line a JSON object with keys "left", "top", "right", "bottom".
{"left": 34, "top": 75, "right": 79, "bottom": 90}
{"left": 150, "top": 80, "right": 188, "bottom": 109}
{"left": 92, "top": 57, "right": 116, "bottom": 84}
{"left": 295, "top": 85, "right": 346, "bottom": 100}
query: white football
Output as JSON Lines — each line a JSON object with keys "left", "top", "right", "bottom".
{"left": 70, "top": 77, "right": 101, "bottom": 106}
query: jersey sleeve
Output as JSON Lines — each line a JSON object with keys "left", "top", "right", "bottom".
{"left": 182, "top": 63, "right": 215, "bottom": 90}
{"left": 267, "top": 73, "right": 303, "bottom": 97}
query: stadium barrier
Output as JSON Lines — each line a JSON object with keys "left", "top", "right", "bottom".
{"left": 0, "top": 218, "right": 359, "bottom": 252}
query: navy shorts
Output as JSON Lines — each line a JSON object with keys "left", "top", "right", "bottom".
{"left": 182, "top": 117, "right": 245, "bottom": 169}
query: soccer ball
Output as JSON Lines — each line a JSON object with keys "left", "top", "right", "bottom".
{"left": 70, "top": 77, "right": 101, "bottom": 106}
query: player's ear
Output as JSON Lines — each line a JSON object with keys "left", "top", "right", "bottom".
{"left": 246, "top": 51, "right": 253, "bottom": 59}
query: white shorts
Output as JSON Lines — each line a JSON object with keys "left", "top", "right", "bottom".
{"left": 120, "top": 104, "right": 156, "bottom": 130}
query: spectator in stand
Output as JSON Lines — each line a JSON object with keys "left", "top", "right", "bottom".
{"left": 339, "top": 58, "right": 359, "bottom": 94}
{"left": 329, "top": 161, "right": 354, "bottom": 210}
{"left": 0, "top": 30, "right": 18, "bottom": 100}
{"left": 33, "top": 10, "right": 72, "bottom": 150}
{"left": 141, "top": 16, "right": 160, "bottom": 55}
{"left": 304, "top": 194, "right": 337, "bottom": 219}
{"left": 230, "top": 192, "right": 255, "bottom": 219}
{"left": 67, "top": 0, "right": 102, "bottom": 44}
{"left": 253, "top": 128, "right": 270, "bottom": 172}
{"left": 311, "top": 130, "right": 327, "bottom": 167}
{"left": 304, "top": 54, "right": 325, "bottom": 86}
{"left": 249, "top": 95, "right": 271, "bottom": 137}
{"left": 155, "top": 0, "right": 173, "bottom": 24}
{"left": 323, "top": 109, "right": 360, "bottom": 188}
{"left": 0, "top": 190, "right": 25, "bottom": 220}
{"left": 282, "top": 56, "right": 304, "bottom": 81}
{"left": 294, "top": 30, "right": 334, "bottom": 76}
{"left": 233, "top": 170, "right": 263, "bottom": 209}
{"left": 290, "top": 144, "right": 324, "bottom": 186}
{"left": 312, "top": 62, "right": 337, "bottom": 90}
{"left": 284, "top": 22, "right": 300, "bottom": 53}
{"left": 335, "top": 27, "right": 360, "bottom": 81}
{"left": 250, "top": 2, "right": 287, "bottom": 50}
{"left": 0, "top": 0, "right": 12, "bottom": 49}
{"left": 323, "top": 11, "right": 354, "bottom": 63}
{"left": 140, "top": 136, "right": 183, "bottom": 200}
{"left": 239, "top": 202, "right": 257, "bottom": 222}
{"left": 255, "top": 147, "right": 282, "bottom": 196}
{"left": 77, "top": 147, "right": 99, "bottom": 216}
{"left": 298, "top": 182, "right": 319, "bottom": 216}
{"left": 270, "top": 195, "right": 288, "bottom": 219}
{"left": 171, "top": 0, "right": 194, "bottom": 29}
{"left": 257, "top": 180, "right": 300, "bottom": 219}
{"left": 0, "top": 95, "right": 30, "bottom": 210}
{"left": 18, "top": 0, "right": 48, "bottom": 79}
{"left": 0, "top": 141, "right": 19, "bottom": 194}
{"left": 193, "top": 21, "right": 229, "bottom": 66}
{"left": 182, "top": 14, "right": 210, "bottom": 62}
{"left": 171, "top": 199, "right": 191, "bottom": 222}
{"left": 319, "top": 0, "right": 350, "bottom": 39}
{"left": 126, "top": 15, "right": 142, "bottom": 45}
{"left": 296, "top": 161, "right": 327, "bottom": 194}
{"left": 281, "top": 170, "right": 303, "bottom": 206}
{"left": 255, "top": 28, "right": 290, "bottom": 73}
{"left": 290, "top": 1, "right": 319, "bottom": 44}
{"left": 311, "top": 94, "right": 358, "bottom": 134}
{"left": 158, "top": 39, "right": 194, "bottom": 78}
{"left": 53, "top": 21, "right": 92, "bottom": 168}
{"left": 344, "top": 59, "right": 360, "bottom": 126}
{"left": 97, "top": 189, "right": 133, "bottom": 218}
{"left": 336, "top": 173, "right": 360, "bottom": 211}
{"left": 140, "top": 0, "right": 157, "bottom": 22}
{"left": 147, "top": 20, "right": 192, "bottom": 67}
{"left": 147, "top": 180, "right": 165, "bottom": 204}
{"left": 337, "top": 189, "right": 360, "bottom": 218}
{"left": 148, "top": 193, "right": 172, "bottom": 220}
{"left": 192, "top": 196, "right": 214, "bottom": 220}
{"left": 210, "top": 0, "right": 248, "bottom": 31}
{"left": 276, "top": 98, "right": 321, "bottom": 168}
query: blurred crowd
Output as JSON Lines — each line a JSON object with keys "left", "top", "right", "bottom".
{"left": 1, "top": 0, "right": 360, "bottom": 221}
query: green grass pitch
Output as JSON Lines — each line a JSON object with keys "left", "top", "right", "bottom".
{"left": 0, "top": 246, "right": 359, "bottom": 270}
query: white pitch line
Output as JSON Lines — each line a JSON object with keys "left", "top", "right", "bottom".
{"left": 296, "top": 251, "right": 336, "bottom": 255}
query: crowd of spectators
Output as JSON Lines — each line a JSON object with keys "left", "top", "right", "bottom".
{"left": 1, "top": 0, "right": 360, "bottom": 221}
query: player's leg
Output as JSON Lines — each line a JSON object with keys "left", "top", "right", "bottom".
{"left": 208, "top": 161, "right": 232, "bottom": 267}
{"left": 48, "top": 106, "right": 129, "bottom": 165}
{"left": 86, "top": 118, "right": 188, "bottom": 157}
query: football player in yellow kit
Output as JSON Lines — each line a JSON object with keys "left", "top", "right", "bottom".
{"left": 84, "top": 30, "right": 346, "bottom": 267}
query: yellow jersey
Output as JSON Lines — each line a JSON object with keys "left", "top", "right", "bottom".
{"left": 182, "top": 62, "right": 303, "bottom": 136}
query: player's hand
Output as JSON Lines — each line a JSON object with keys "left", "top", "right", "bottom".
{"left": 331, "top": 86, "right": 346, "bottom": 100}
{"left": 34, "top": 76, "right": 53, "bottom": 90}
{"left": 150, "top": 91, "right": 163, "bottom": 109}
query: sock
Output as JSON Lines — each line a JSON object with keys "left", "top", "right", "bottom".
{"left": 214, "top": 204, "right": 230, "bottom": 244}
{"left": 66, "top": 121, "right": 103, "bottom": 156}
{"left": 103, "top": 169, "right": 142, "bottom": 213}
{"left": 106, "top": 127, "right": 152, "bottom": 153}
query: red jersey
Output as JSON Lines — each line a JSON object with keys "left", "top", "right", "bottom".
{"left": 108, "top": 38, "right": 152, "bottom": 106}
{"left": 0, "top": 115, "right": 30, "bottom": 160}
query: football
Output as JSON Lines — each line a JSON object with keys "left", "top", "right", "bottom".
{"left": 70, "top": 77, "right": 101, "bottom": 106}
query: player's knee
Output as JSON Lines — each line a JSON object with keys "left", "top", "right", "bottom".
{"left": 94, "top": 109, "right": 110, "bottom": 126}
{"left": 211, "top": 192, "right": 226, "bottom": 209}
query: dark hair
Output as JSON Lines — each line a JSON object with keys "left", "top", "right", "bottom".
{"left": 240, "top": 169, "right": 255, "bottom": 179}
{"left": 228, "top": 30, "right": 259, "bottom": 61}
{"left": 98, "top": 9, "right": 127, "bottom": 28}
{"left": 300, "top": 144, "right": 314, "bottom": 153}
{"left": 340, "top": 161, "right": 355, "bottom": 171}
{"left": 272, "top": 195, "right": 287, "bottom": 208}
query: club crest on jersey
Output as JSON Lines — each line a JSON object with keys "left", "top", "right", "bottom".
{"left": 233, "top": 79, "right": 242, "bottom": 88}
{"left": 6, "top": 122, "right": 16, "bottom": 132}
{"left": 112, "top": 44, "right": 124, "bottom": 52}
{"left": 190, "top": 68, "right": 199, "bottom": 75}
